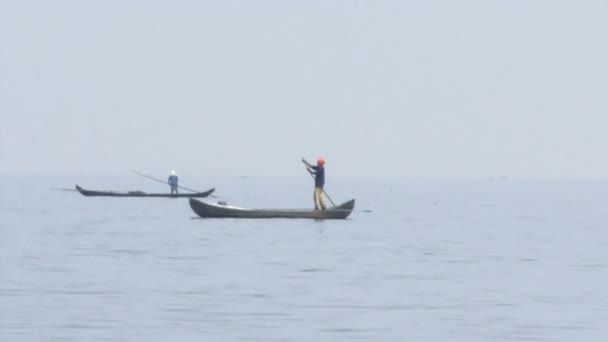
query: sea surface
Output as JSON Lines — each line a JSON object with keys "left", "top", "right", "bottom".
{"left": 1, "top": 174, "right": 607, "bottom": 341}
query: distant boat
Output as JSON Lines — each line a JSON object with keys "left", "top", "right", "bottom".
{"left": 75, "top": 185, "right": 214, "bottom": 198}
{"left": 189, "top": 198, "right": 355, "bottom": 219}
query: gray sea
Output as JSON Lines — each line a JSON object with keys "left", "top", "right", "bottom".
{"left": 1, "top": 174, "right": 607, "bottom": 341}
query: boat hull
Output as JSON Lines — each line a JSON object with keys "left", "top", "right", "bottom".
{"left": 189, "top": 198, "right": 355, "bottom": 219}
{"left": 75, "top": 185, "right": 214, "bottom": 198}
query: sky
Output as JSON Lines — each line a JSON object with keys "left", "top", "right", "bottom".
{"left": 1, "top": 1, "right": 607, "bottom": 179}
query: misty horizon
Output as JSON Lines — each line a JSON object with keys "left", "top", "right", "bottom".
{"left": 2, "top": 1, "right": 607, "bottom": 179}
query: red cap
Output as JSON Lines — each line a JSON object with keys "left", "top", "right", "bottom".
{"left": 317, "top": 157, "right": 326, "bottom": 166}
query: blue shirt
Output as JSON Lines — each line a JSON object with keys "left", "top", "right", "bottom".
{"left": 168, "top": 175, "right": 179, "bottom": 187}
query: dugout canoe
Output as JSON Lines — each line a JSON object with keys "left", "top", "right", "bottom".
{"left": 75, "top": 185, "right": 215, "bottom": 198}
{"left": 189, "top": 198, "right": 355, "bottom": 219}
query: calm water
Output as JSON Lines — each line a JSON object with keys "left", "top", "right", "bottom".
{"left": 1, "top": 175, "right": 607, "bottom": 341}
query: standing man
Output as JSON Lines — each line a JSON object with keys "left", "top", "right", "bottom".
{"left": 168, "top": 170, "right": 179, "bottom": 195}
{"left": 302, "top": 157, "right": 326, "bottom": 210}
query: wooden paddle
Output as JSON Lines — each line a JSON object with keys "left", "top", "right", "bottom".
{"left": 301, "top": 158, "right": 336, "bottom": 207}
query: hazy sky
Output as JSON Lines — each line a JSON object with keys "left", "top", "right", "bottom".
{"left": 1, "top": 1, "right": 607, "bottom": 178}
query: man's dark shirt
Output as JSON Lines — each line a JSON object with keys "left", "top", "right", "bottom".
{"left": 311, "top": 166, "right": 325, "bottom": 188}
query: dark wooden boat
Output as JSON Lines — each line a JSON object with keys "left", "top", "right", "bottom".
{"left": 75, "top": 185, "right": 215, "bottom": 198}
{"left": 189, "top": 198, "right": 355, "bottom": 219}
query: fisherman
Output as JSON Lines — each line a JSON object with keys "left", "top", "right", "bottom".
{"left": 302, "top": 157, "right": 326, "bottom": 210}
{"left": 168, "top": 170, "right": 179, "bottom": 195}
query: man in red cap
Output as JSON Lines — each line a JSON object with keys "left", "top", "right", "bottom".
{"left": 302, "top": 157, "right": 327, "bottom": 210}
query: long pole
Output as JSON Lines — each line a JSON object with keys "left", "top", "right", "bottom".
{"left": 129, "top": 169, "right": 200, "bottom": 193}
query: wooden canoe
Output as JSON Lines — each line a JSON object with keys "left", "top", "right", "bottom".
{"left": 75, "top": 185, "right": 215, "bottom": 198}
{"left": 189, "top": 198, "right": 355, "bottom": 219}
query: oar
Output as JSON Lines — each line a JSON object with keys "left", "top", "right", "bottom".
{"left": 129, "top": 169, "right": 204, "bottom": 193}
{"left": 301, "top": 158, "right": 336, "bottom": 207}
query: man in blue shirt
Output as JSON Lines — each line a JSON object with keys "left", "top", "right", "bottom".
{"left": 168, "top": 170, "right": 179, "bottom": 195}
{"left": 302, "top": 157, "right": 326, "bottom": 210}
